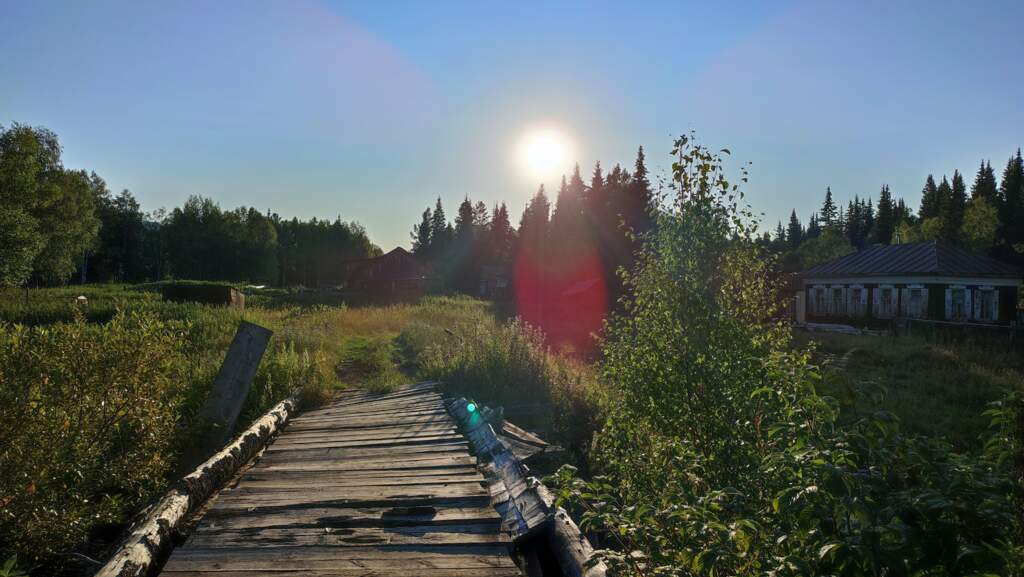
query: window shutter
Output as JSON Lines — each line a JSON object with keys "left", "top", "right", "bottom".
{"left": 921, "top": 289, "right": 928, "bottom": 318}
{"left": 900, "top": 288, "right": 910, "bottom": 316}
{"left": 944, "top": 287, "right": 952, "bottom": 320}
{"left": 973, "top": 288, "right": 982, "bottom": 320}
{"left": 872, "top": 288, "right": 880, "bottom": 316}
{"left": 993, "top": 290, "right": 1000, "bottom": 321}
{"left": 860, "top": 288, "right": 868, "bottom": 316}
{"left": 965, "top": 287, "right": 972, "bottom": 320}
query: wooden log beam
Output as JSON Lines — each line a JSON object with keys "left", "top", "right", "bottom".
{"left": 95, "top": 396, "right": 297, "bottom": 577}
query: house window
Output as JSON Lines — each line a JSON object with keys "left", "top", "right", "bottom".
{"left": 978, "top": 289, "right": 997, "bottom": 321}
{"left": 832, "top": 288, "right": 844, "bottom": 315}
{"left": 814, "top": 288, "right": 826, "bottom": 314}
{"left": 951, "top": 288, "right": 966, "bottom": 320}
{"left": 880, "top": 288, "right": 894, "bottom": 317}
{"left": 909, "top": 288, "right": 924, "bottom": 318}
{"left": 851, "top": 288, "right": 863, "bottom": 316}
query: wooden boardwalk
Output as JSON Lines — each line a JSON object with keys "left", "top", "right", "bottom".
{"left": 161, "top": 383, "right": 522, "bottom": 576}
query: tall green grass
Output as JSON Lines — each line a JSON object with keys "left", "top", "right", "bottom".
{"left": 798, "top": 330, "right": 1024, "bottom": 448}
{"left": 398, "top": 308, "right": 606, "bottom": 463}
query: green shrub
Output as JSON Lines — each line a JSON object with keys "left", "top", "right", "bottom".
{"left": 549, "top": 135, "right": 1024, "bottom": 576}
{"left": 0, "top": 311, "right": 186, "bottom": 565}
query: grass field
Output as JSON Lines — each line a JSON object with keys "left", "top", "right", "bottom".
{"left": 0, "top": 284, "right": 523, "bottom": 574}
{"left": 5, "top": 283, "right": 1018, "bottom": 575}
{"left": 795, "top": 329, "right": 1024, "bottom": 449}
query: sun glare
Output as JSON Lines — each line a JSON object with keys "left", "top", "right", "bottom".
{"left": 518, "top": 128, "right": 572, "bottom": 181}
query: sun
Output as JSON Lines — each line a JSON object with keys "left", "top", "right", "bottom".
{"left": 517, "top": 128, "right": 573, "bottom": 181}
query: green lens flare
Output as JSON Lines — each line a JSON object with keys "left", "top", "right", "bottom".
{"left": 466, "top": 402, "right": 476, "bottom": 413}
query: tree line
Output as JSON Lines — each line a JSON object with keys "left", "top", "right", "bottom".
{"left": 0, "top": 123, "right": 379, "bottom": 288}
{"left": 407, "top": 148, "right": 655, "bottom": 302}
{"left": 767, "top": 148, "right": 1024, "bottom": 270}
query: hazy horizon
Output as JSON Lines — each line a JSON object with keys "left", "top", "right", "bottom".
{"left": 3, "top": 0, "right": 1022, "bottom": 249}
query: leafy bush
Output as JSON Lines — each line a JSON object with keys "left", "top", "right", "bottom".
{"left": 549, "top": 135, "right": 1024, "bottom": 576}
{"left": 0, "top": 311, "right": 186, "bottom": 565}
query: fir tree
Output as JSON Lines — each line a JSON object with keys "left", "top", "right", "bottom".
{"left": 622, "top": 146, "right": 654, "bottom": 238}
{"left": 489, "top": 202, "right": 514, "bottom": 264}
{"left": 411, "top": 206, "right": 432, "bottom": 259}
{"left": 786, "top": 210, "right": 803, "bottom": 249}
{"left": 875, "top": 185, "right": 895, "bottom": 244}
{"left": 895, "top": 198, "right": 912, "bottom": 227}
{"left": 429, "top": 197, "right": 450, "bottom": 259}
{"left": 821, "top": 186, "right": 838, "bottom": 227}
{"left": 942, "top": 170, "right": 967, "bottom": 244}
{"left": 518, "top": 184, "right": 551, "bottom": 256}
{"left": 919, "top": 175, "right": 940, "bottom": 220}
{"left": 971, "top": 160, "right": 998, "bottom": 201}
{"left": 454, "top": 197, "right": 475, "bottom": 240}
{"left": 806, "top": 213, "right": 821, "bottom": 239}
{"left": 998, "top": 149, "right": 1024, "bottom": 255}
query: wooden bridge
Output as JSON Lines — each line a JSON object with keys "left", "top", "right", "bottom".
{"left": 100, "top": 382, "right": 604, "bottom": 577}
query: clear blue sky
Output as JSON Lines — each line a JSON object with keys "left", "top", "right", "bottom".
{"left": 2, "top": 0, "right": 1021, "bottom": 249}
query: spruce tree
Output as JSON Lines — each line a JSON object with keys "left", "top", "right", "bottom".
{"left": 429, "top": 197, "right": 450, "bottom": 260}
{"left": 518, "top": 184, "right": 551, "bottom": 260}
{"left": 998, "top": 149, "right": 1024, "bottom": 253}
{"left": 971, "top": 160, "right": 998, "bottom": 201}
{"left": 490, "top": 202, "right": 514, "bottom": 264}
{"left": 786, "top": 210, "right": 803, "bottom": 249}
{"left": 806, "top": 213, "right": 821, "bottom": 239}
{"left": 411, "top": 206, "right": 432, "bottom": 259}
{"left": 875, "top": 185, "right": 895, "bottom": 244}
{"left": 821, "top": 186, "right": 837, "bottom": 227}
{"left": 942, "top": 170, "right": 967, "bottom": 244}
{"left": 919, "top": 175, "right": 939, "bottom": 220}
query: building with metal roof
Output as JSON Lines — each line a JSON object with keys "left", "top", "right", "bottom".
{"left": 799, "top": 241, "right": 1022, "bottom": 324}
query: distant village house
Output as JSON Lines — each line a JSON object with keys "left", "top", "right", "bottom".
{"left": 340, "top": 247, "right": 430, "bottom": 300}
{"left": 799, "top": 241, "right": 1022, "bottom": 325}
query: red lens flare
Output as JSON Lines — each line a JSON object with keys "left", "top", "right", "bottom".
{"left": 514, "top": 241, "right": 607, "bottom": 355}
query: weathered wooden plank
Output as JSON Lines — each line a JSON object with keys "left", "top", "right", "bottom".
{"left": 214, "top": 484, "right": 491, "bottom": 509}
{"left": 267, "top": 433, "right": 464, "bottom": 451}
{"left": 239, "top": 474, "right": 484, "bottom": 490}
{"left": 262, "top": 442, "right": 469, "bottom": 459}
{"left": 195, "top": 505, "right": 501, "bottom": 531}
{"left": 162, "top": 545, "right": 518, "bottom": 571}
{"left": 187, "top": 524, "right": 510, "bottom": 549}
{"left": 251, "top": 454, "right": 477, "bottom": 472}
{"left": 163, "top": 569, "right": 523, "bottom": 576}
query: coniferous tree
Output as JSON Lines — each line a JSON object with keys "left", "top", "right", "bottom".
{"left": 411, "top": 207, "right": 432, "bottom": 260}
{"left": 919, "top": 175, "right": 940, "bottom": 220}
{"left": 786, "top": 210, "right": 803, "bottom": 250}
{"left": 429, "top": 197, "right": 450, "bottom": 260}
{"left": 625, "top": 146, "right": 655, "bottom": 236}
{"left": 806, "top": 213, "right": 821, "bottom": 239}
{"left": 942, "top": 170, "right": 967, "bottom": 244}
{"left": 971, "top": 160, "right": 998, "bottom": 201}
{"left": 895, "top": 198, "right": 912, "bottom": 227}
{"left": 998, "top": 149, "right": 1024, "bottom": 254}
{"left": 489, "top": 202, "right": 514, "bottom": 264}
{"left": 518, "top": 185, "right": 550, "bottom": 252}
{"left": 821, "top": 187, "right": 838, "bottom": 227}
{"left": 875, "top": 185, "right": 895, "bottom": 244}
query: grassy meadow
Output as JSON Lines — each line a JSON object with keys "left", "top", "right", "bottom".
{"left": 797, "top": 329, "right": 1024, "bottom": 449}
{"left": 0, "top": 284, "right": 552, "bottom": 574}
{"left": 2, "top": 281, "right": 1020, "bottom": 576}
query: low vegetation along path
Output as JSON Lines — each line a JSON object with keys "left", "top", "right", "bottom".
{"left": 161, "top": 383, "right": 521, "bottom": 576}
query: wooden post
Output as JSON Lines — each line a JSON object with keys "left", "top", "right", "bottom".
{"left": 179, "top": 321, "right": 272, "bottom": 473}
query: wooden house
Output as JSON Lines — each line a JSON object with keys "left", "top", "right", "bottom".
{"left": 800, "top": 241, "right": 1022, "bottom": 324}
{"left": 340, "top": 247, "right": 430, "bottom": 300}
